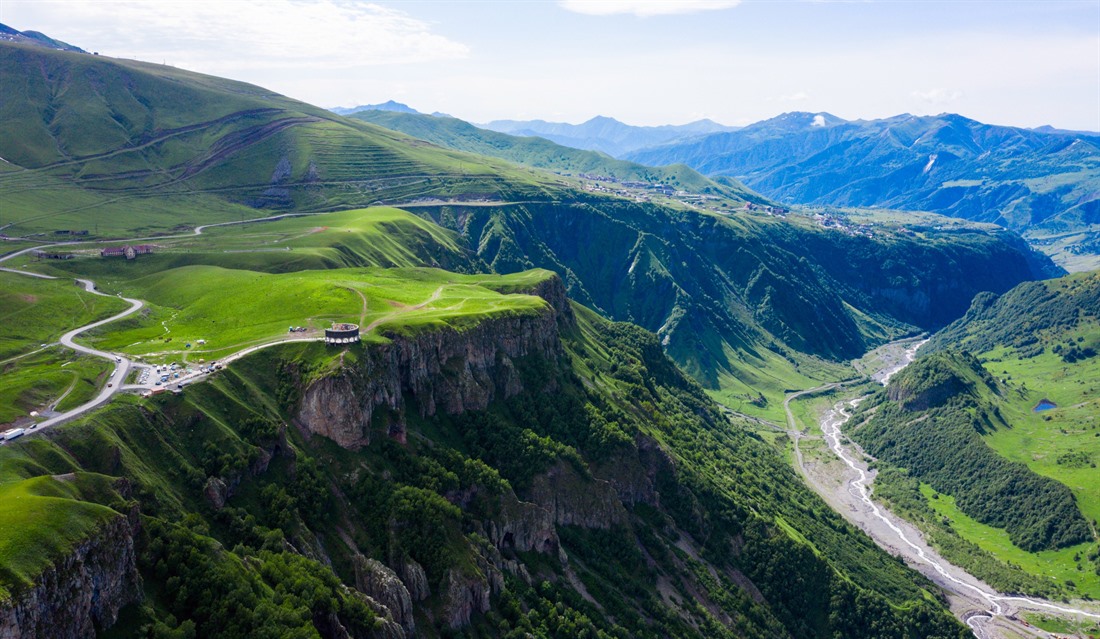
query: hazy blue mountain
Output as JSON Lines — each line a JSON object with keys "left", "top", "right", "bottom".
{"left": 329, "top": 99, "right": 421, "bottom": 116}
{"left": 626, "top": 111, "right": 1100, "bottom": 239}
{"left": 483, "top": 115, "right": 738, "bottom": 156}
{"left": 351, "top": 109, "right": 767, "bottom": 203}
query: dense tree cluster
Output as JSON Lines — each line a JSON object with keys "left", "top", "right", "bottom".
{"left": 854, "top": 353, "right": 1091, "bottom": 552}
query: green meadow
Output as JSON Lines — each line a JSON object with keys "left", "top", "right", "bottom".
{"left": 74, "top": 265, "right": 552, "bottom": 362}
{"left": 890, "top": 277, "right": 1100, "bottom": 599}
{"left": 0, "top": 463, "right": 124, "bottom": 601}
{"left": 0, "top": 348, "right": 111, "bottom": 425}
{"left": 0, "top": 269, "right": 128, "bottom": 360}
{"left": 0, "top": 270, "right": 127, "bottom": 425}
{"left": 980, "top": 347, "right": 1100, "bottom": 525}
{"left": 922, "top": 484, "right": 1100, "bottom": 598}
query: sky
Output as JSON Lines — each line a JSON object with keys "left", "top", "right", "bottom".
{"left": 2, "top": 0, "right": 1098, "bottom": 131}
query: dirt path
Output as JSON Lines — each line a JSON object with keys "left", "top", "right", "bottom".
{"left": 362, "top": 285, "right": 444, "bottom": 333}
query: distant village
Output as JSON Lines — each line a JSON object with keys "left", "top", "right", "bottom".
{"left": 809, "top": 211, "right": 878, "bottom": 237}
{"left": 575, "top": 172, "right": 790, "bottom": 216}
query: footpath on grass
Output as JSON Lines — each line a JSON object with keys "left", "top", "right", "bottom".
{"left": 785, "top": 338, "right": 1100, "bottom": 639}
{"left": 0, "top": 212, "right": 336, "bottom": 439}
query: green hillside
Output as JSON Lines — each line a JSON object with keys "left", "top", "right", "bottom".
{"left": 0, "top": 41, "right": 568, "bottom": 237}
{"left": 0, "top": 42, "right": 1059, "bottom": 417}
{"left": 407, "top": 199, "right": 1057, "bottom": 418}
{"left": 350, "top": 110, "right": 767, "bottom": 204}
{"left": 853, "top": 273, "right": 1100, "bottom": 598}
{"left": 0, "top": 41, "right": 1061, "bottom": 637}
{"left": 0, "top": 295, "right": 967, "bottom": 638}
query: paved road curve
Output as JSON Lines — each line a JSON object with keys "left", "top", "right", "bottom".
{"left": 0, "top": 247, "right": 148, "bottom": 434}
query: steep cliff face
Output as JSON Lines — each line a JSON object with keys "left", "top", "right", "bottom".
{"left": 354, "top": 557, "right": 416, "bottom": 636}
{"left": 296, "top": 277, "right": 570, "bottom": 449}
{"left": 0, "top": 514, "right": 141, "bottom": 639}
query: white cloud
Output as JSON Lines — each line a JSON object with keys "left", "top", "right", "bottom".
{"left": 911, "top": 88, "right": 963, "bottom": 104}
{"left": 779, "top": 91, "right": 809, "bottom": 102}
{"left": 3, "top": 1, "right": 468, "bottom": 71}
{"left": 559, "top": 0, "right": 740, "bottom": 17}
{"left": 811, "top": 114, "right": 826, "bottom": 127}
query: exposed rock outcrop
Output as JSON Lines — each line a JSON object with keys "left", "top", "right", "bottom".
{"left": 441, "top": 568, "right": 491, "bottom": 629}
{"left": 527, "top": 462, "right": 628, "bottom": 529}
{"left": 397, "top": 559, "right": 429, "bottom": 603}
{"left": 440, "top": 548, "right": 504, "bottom": 629}
{"left": 0, "top": 514, "right": 141, "bottom": 639}
{"left": 353, "top": 557, "right": 416, "bottom": 636}
{"left": 203, "top": 476, "right": 229, "bottom": 510}
{"left": 486, "top": 494, "right": 558, "bottom": 554}
{"left": 296, "top": 276, "right": 570, "bottom": 449}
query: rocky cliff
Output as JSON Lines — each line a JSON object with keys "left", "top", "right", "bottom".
{"left": 0, "top": 513, "right": 141, "bottom": 639}
{"left": 296, "top": 276, "right": 570, "bottom": 448}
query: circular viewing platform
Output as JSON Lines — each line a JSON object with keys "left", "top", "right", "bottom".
{"left": 325, "top": 323, "right": 360, "bottom": 345}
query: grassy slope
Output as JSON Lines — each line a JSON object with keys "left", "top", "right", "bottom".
{"left": 350, "top": 110, "right": 767, "bottom": 203}
{"left": 0, "top": 349, "right": 111, "bottom": 425}
{"left": 0, "top": 270, "right": 127, "bottom": 425}
{"left": 0, "top": 455, "right": 126, "bottom": 602}
{"left": 0, "top": 269, "right": 128, "bottom": 360}
{"left": 884, "top": 271, "right": 1100, "bottom": 597}
{"left": 9, "top": 207, "right": 549, "bottom": 363}
{"left": 0, "top": 301, "right": 966, "bottom": 638}
{"left": 0, "top": 42, "right": 568, "bottom": 237}
{"left": 69, "top": 265, "right": 552, "bottom": 362}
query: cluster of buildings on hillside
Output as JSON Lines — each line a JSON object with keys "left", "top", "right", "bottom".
{"left": 744, "top": 202, "right": 790, "bottom": 216}
{"left": 101, "top": 244, "right": 155, "bottom": 259}
{"left": 579, "top": 174, "right": 682, "bottom": 201}
{"left": 810, "top": 212, "right": 877, "bottom": 237}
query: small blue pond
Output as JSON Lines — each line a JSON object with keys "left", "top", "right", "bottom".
{"left": 1033, "top": 399, "right": 1058, "bottom": 412}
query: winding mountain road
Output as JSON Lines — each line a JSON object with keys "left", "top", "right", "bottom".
{"left": 0, "top": 214, "right": 460, "bottom": 437}
{"left": 0, "top": 251, "right": 147, "bottom": 433}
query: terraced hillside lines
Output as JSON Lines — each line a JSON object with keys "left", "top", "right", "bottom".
{"left": 351, "top": 110, "right": 766, "bottom": 203}
{"left": 0, "top": 42, "right": 571, "bottom": 237}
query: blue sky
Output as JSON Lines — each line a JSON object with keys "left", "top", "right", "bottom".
{"left": 2, "top": 0, "right": 1098, "bottom": 130}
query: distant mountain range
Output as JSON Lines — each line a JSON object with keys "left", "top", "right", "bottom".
{"left": 481, "top": 115, "right": 739, "bottom": 157}
{"left": 330, "top": 100, "right": 420, "bottom": 116}
{"left": 350, "top": 109, "right": 767, "bottom": 204}
{"left": 0, "top": 23, "right": 86, "bottom": 53}
{"left": 625, "top": 111, "right": 1100, "bottom": 241}
{"left": 329, "top": 100, "right": 451, "bottom": 118}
